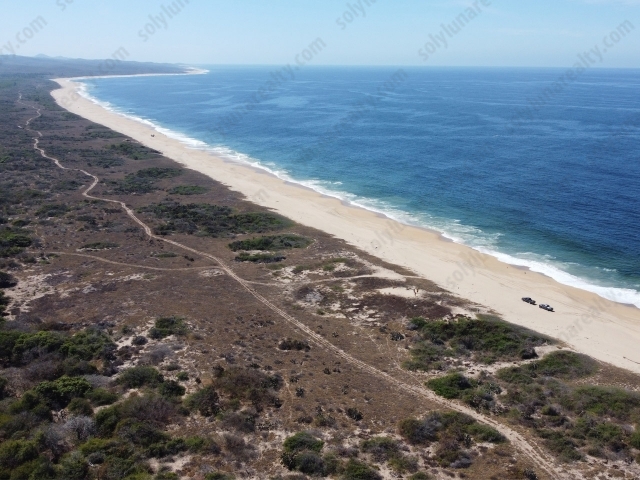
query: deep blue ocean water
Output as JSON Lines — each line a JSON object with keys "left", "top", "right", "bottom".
{"left": 79, "top": 67, "right": 640, "bottom": 307}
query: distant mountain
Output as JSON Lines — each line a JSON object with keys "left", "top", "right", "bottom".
{"left": 0, "top": 54, "right": 187, "bottom": 77}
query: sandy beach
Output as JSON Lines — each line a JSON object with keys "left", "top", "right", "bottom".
{"left": 51, "top": 76, "right": 640, "bottom": 375}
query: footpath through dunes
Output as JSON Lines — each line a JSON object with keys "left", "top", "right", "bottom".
{"left": 17, "top": 94, "right": 568, "bottom": 479}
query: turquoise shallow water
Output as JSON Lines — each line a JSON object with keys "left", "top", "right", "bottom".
{"left": 79, "top": 66, "right": 640, "bottom": 307}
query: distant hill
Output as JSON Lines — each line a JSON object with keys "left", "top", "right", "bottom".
{"left": 0, "top": 54, "right": 187, "bottom": 77}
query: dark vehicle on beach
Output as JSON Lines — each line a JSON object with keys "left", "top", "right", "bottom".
{"left": 539, "top": 304, "right": 554, "bottom": 312}
{"left": 522, "top": 297, "right": 536, "bottom": 305}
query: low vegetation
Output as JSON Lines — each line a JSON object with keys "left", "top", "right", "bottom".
{"left": 0, "top": 227, "right": 32, "bottom": 257}
{"left": 0, "top": 310, "right": 294, "bottom": 478}
{"left": 0, "top": 272, "right": 16, "bottom": 289}
{"left": 108, "top": 142, "right": 160, "bottom": 160}
{"left": 167, "top": 185, "right": 207, "bottom": 195}
{"left": 112, "top": 168, "right": 182, "bottom": 194}
{"left": 140, "top": 202, "right": 292, "bottom": 237}
{"left": 398, "top": 411, "right": 505, "bottom": 469}
{"left": 404, "top": 315, "right": 549, "bottom": 371}
{"left": 424, "top": 350, "right": 640, "bottom": 463}
{"left": 148, "top": 316, "right": 188, "bottom": 339}
{"left": 234, "top": 252, "right": 286, "bottom": 263}
{"left": 228, "top": 234, "right": 311, "bottom": 252}
{"left": 3, "top": 71, "right": 640, "bottom": 478}
{"left": 278, "top": 338, "right": 310, "bottom": 352}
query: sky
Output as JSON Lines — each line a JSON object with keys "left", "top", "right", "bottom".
{"left": 1, "top": 0, "right": 639, "bottom": 68}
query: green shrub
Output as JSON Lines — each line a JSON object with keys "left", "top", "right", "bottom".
{"left": 347, "top": 407, "right": 363, "bottom": 421}
{"left": 204, "top": 473, "right": 235, "bottom": 480}
{"left": 234, "top": 252, "right": 286, "bottom": 263}
{"left": 140, "top": 202, "right": 292, "bottom": 238}
{"left": 466, "top": 423, "right": 506, "bottom": 443}
{"left": 155, "top": 472, "right": 180, "bottom": 480}
{"left": 406, "top": 316, "right": 549, "bottom": 370}
{"left": 630, "top": 429, "right": 640, "bottom": 449}
{"left": 60, "top": 328, "right": 115, "bottom": 360}
{"left": 109, "top": 142, "right": 160, "bottom": 160}
{"left": 11, "top": 330, "right": 65, "bottom": 360}
{"left": 61, "top": 356, "right": 98, "bottom": 376}
{"left": 149, "top": 316, "right": 188, "bottom": 339}
{"left": 0, "top": 439, "right": 39, "bottom": 469}
{"left": 537, "top": 429, "right": 583, "bottom": 462}
{"left": 427, "top": 373, "right": 476, "bottom": 399}
{"left": 9, "top": 390, "right": 51, "bottom": 419}
{"left": 57, "top": 451, "right": 88, "bottom": 480}
{"left": 159, "top": 380, "right": 185, "bottom": 398}
{"left": 34, "top": 375, "right": 92, "bottom": 408}
{"left": 0, "top": 227, "right": 32, "bottom": 257}
{"left": 496, "top": 366, "right": 534, "bottom": 384}
{"left": 535, "top": 351, "right": 597, "bottom": 378}
{"left": 116, "top": 418, "right": 167, "bottom": 447}
{"left": 118, "top": 365, "right": 164, "bottom": 389}
{"left": 79, "top": 437, "right": 118, "bottom": 456}
{"left": 112, "top": 167, "right": 181, "bottom": 194}
{"left": 498, "top": 351, "right": 597, "bottom": 385}
{"left": 0, "top": 271, "right": 17, "bottom": 288}
{"left": 176, "top": 371, "right": 189, "bottom": 381}
{"left": 563, "top": 385, "right": 640, "bottom": 421}
{"left": 342, "top": 459, "right": 382, "bottom": 480}
{"left": 399, "top": 412, "right": 504, "bottom": 449}
{"left": 36, "top": 203, "right": 69, "bottom": 218}
{"left": 134, "top": 167, "right": 182, "bottom": 179}
{"left": 398, "top": 417, "right": 439, "bottom": 445}
{"left": 213, "top": 367, "right": 282, "bottom": 408}
{"left": 278, "top": 338, "right": 310, "bottom": 351}
{"left": 408, "top": 473, "right": 432, "bottom": 480}
{"left": 282, "top": 432, "right": 325, "bottom": 474}
{"left": 68, "top": 397, "right": 94, "bottom": 416}
{"left": 388, "top": 454, "right": 419, "bottom": 474}
{"left": 433, "top": 436, "right": 471, "bottom": 468}
{"left": 87, "top": 387, "right": 118, "bottom": 406}
{"left": 280, "top": 450, "right": 321, "bottom": 473}
{"left": 184, "top": 386, "right": 220, "bottom": 417}
{"left": 112, "top": 394, "right": 176, "bottom": 428}
{"left": 182, "top": 436, "right": 210, "bottom": 453}
{"left": 283, "top": 432, "right": 324, "bottom": 454}
{"left": 113, "top": 176, "right": 157, "bottom": 194}
{"left": 228, "top": 234, "right": 311, "bottom": 252}
{"left": 182, "top": 436, "right": 220, "bottom": 455}
{"left": 0, "top": 292, "right": 9, "bottom": 318}
{"left": 361, "top": 436, "right": 400, "bottom": 461}
{"left": 3, "top": 456, "right": 55, "bottom": 480}
{"left": 168, "top": 185, "right": 207, "bottom": 195}
{"left": 153, "top": 252, "right": 178, "bottom": 258}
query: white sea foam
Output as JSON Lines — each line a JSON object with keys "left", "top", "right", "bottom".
{"left": 74, "top": 81, "right": 640, "bottom": 309}
{"left": 475, "top": 248, "right": 640, "bottom": 308}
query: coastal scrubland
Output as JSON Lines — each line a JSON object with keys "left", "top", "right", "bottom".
{"left": 1, "top": 68, "right": 640, "bottom": 480}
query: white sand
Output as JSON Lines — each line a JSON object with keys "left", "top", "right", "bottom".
{"left": 51, "top": 77, "right": 640, "bottom": 375}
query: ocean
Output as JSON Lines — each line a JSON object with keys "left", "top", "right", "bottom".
{"left": 77, "top": 66, "right": 640, "bottom": 307}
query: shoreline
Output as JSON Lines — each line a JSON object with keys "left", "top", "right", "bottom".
{"left": 51, "top": 76, "right": 640, "bottom": 375}
{"left": 73, "top": 73, "right": 640, "bottom": 311}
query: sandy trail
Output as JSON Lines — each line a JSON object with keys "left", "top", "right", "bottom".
{"left": 18, "top": 94, "right": 569, "bottom": 479}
